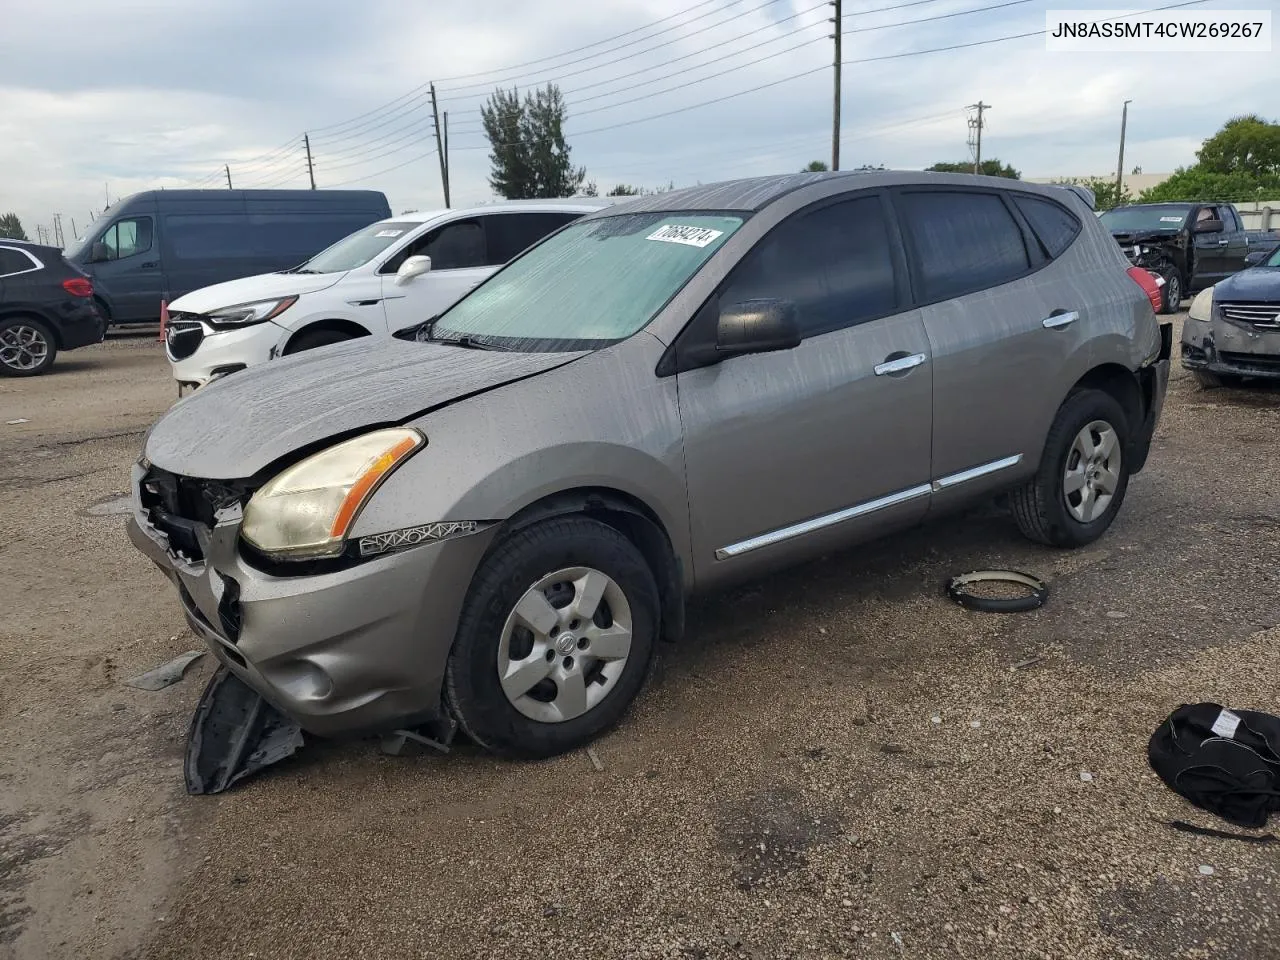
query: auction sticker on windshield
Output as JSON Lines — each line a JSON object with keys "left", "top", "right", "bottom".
{"left": 375, "top": 229, "right": 404, "bottom": 238}
{"left": 1160, "top": 216, "right": 1184, "bottom": 223}
{"left": 646, "top": 224, "right": 725, "bottom": 248}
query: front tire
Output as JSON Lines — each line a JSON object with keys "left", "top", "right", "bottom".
{"left": 0, "top": 317, "right": 57, "bottom": 377}
{"left": 445, "top": 516, "right": 660, "bottom": 759}
{"left": 1011, "top": 388, "right": 1131, "bottom": 547}
{"left": 1159, "top": 270, "right": 1181, "bottom": 315}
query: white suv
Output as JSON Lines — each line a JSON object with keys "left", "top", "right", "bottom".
{"left": 164, "top": 198, "right": 611, "bottom": 390}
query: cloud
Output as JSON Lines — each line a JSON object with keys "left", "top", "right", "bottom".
{"left": 1, "top": 0, "right": 1276, "bottom": 238}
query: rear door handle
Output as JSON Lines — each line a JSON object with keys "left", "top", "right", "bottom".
{"left": 1042, "top": 310, "right": 1079, "bottom": 329}
{"left": 874, "top": 353, "right": 927, "bottom": 376}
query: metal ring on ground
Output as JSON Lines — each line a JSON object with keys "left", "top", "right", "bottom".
{"left": 945, "top": 570, "right": 1048, "bottom": 613}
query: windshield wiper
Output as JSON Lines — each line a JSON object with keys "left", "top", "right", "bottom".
{"left": 431, "top": 334, "right": 502, "bottom": 351}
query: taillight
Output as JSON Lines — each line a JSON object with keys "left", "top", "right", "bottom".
{"left": 62, "top": 277, "right": 93, "bottom": 298}
{"left": 1126, "top": 266, "right": 1162, "bottom": 312}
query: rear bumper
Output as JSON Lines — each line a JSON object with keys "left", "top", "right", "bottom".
{"left": 1130, "top": 322, "right": 1172, "bottom": 475}
{"left": 55, "top": 301, "right": 107, "bottom": 350}
{"left": 126, "top": 463, "right": 497, "bottom": 737}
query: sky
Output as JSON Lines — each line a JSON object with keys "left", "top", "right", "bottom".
{"left": 0, "top": 0, "right": 1276, "bottom": 243}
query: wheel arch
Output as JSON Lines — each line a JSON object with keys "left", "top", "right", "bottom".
{"left": 498, "top": 486, "right": 685, "bottom": 645}
{"left": 282, "top": 318, "right": 373, "bottom": 354}
{"left": 0, "top": 308, "right": 61, "bottom": 347}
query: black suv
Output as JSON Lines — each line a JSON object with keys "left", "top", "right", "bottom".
{"left": 0, "top": 241, "right": 106, "bottom": 376}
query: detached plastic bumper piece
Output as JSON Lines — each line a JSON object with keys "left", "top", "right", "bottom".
{"left": 185, "top": 666, "right": 305, "bottom": 795}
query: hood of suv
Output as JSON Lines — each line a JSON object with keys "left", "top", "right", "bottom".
{"left": 144, "top": 339, "right": 587, "bottom": 480}
{"left": 169, "top": 270, "right": 347, "bottom": 314}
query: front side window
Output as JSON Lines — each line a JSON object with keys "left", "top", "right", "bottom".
{"left": 898, "top": 191, "right": 1031, "bottom": 302}
{"left": 718, "top": 195, "right": 898, "bottom": 336}
{"left": 486, "top": 212, "right": 582, "bottom": 264}
{"left": 422, "top": 220, "right": 486, "bottom": 270}
{"left": 433, "top": 212, "right": 744, "bottom": 350}
{"left": 96, "top": 217, "right": 153, "bottom": 260}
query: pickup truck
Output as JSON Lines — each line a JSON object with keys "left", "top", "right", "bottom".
{"left": 1098, "top": 201, "right": 1250, "bottom": 314}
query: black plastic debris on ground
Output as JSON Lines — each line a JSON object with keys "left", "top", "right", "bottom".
{"left": 185, "top": 667, "right": 304, "bottom": 795}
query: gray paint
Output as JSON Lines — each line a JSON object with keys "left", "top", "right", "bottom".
{"left": 144, "top": 337, "right": 587, "bottom": 478}
{"left": 131, "top": 170, "right": 1171, "bottom": 739}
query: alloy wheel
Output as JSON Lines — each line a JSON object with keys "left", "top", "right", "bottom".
{"left": 0, "top": 324, "right": 49, "bottom": 372}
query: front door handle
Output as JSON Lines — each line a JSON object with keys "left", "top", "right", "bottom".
{"left": 1217, "top": 239, "right": 1229, "bottom": 246}
{"left": 140, "top": 261, "right": 159, "bottom": 269}
{"left": 874, "top": 352, "right": 927, "bottom": 376}
{"left": 1043, "top": 310, "right": 1079, "bottom": 329}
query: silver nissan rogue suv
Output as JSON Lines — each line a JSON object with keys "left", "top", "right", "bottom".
{"left": 129, "top": 171, "right": 1171, "bottom": 760}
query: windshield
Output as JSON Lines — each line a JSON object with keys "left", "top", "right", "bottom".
{"left": 295, "top": 220, "right": 418, "bottom": 273}
{"left": 1099, "top": 205, "right": 1191, "bottom": 233}
{"left": 1267, "top": 246, "right": 1280, "bottom": 267}
{"left": 432, "top": 212, "right": 744, "bottom": 350}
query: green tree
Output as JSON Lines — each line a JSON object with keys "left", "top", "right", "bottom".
{"left": 926, "top": 159, "right": 1021, "bottom": 179}
{"left": 0, "top": 213, "right": 28, "bottom": 241}
{"left": 521, "top": 84, "right": 586, "bottom": 198}
{"left": 607, "top": 184, "right": 642, "bottom": 196}
{"left": 802, "top": 160, "right": 829, "bottom": 172}
{"left": 1196, "top": 115, "right": 1280, "bottom": 178}
{"left": 1056, "top": 176, "right": 1132, "bottom": 211}
{"left": 1138, "top": 167, "right": 1280, "bottom": 203}
{"left": 480, "top": 87, "right": 531, "bottom": 199}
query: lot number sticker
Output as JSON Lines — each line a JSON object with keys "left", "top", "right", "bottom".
{"left": 375, "top": 229, "right": 405, "bottom": 237}
{"left": 1159, "top": 216, "right": 1184, "bottom": 223}
{"left": 646, "top": 224, "right": 724, "bottom": 248}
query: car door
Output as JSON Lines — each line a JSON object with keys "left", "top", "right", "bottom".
{"left": 893, "top": 187, "right": 1082, "bottom": 506}
{"left": 1191, "top": 205, "right": 1235, "bottom": 285}
{"left": 380, "top": 216, "right": 494, "bottom": 331}
{"left": 1221, "top": 206, "right": 1250, "bottom": 274}
{"left": 676, "top": 192, "right": 933, "bottom": 587}
{"left": 84, "top": 213, "right": 165, "bottom": 321}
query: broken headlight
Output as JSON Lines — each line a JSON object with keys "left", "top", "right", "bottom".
{"left": 241, "top": 428, "right": 424, "bottom": 560}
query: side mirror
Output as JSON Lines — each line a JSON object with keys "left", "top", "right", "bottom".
{"left": 395, "top": 254, "right": 432, "bottom": 285}
{"left": 1245, "top": 250, "right": 1266, "bottom": 266}
{"left": 89, "top": 242, "right": 110, "bottom": 263}
{"left": 715, "top": 299, "right": 801, "bottom": 357}
{"left": 1193, "top": 218, "right": 1224, "bottom": 234}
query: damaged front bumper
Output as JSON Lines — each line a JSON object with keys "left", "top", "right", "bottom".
{"left": 126, "top": 461, "right": 497, "bottom": 740}
{"left": 1181, "top": 307, "right": 1280, "bottom": 379}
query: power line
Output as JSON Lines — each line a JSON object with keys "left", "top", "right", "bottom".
{"left": 845, "top": 0, "right": 1036, "bottom": 32}
{"left": 325, "top": 148, "right": 438, "bottom": 188}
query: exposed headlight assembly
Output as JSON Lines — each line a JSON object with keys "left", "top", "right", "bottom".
{"left": 1188, "top": 287, "right": 1215, "bottom": 323}
{"left": 242, "top": 428, "right": 424, "bottom": 559}
{"left": 207, "top": 296, "right": 299, "bottom": 329}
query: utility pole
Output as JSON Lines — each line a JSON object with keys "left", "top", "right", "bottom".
{"left": 104, "top": 183, "right": 110, "bottom": 210}
{"left": 442, "top": 111, "right": 451, "bottom": 207}
{"left": 304, "top": 134, "right": 316, "bottom": 189}
{"left": 224, "top": 164, "right": 233, "bottom": 189}
{"left": 1115, "top": 99, "right": 1132, "bottom": 204}
{"left": 53, "top": 214, "right": 64, "bottom": 247}
{"left": 830, "top": 0, "right": 842, "bottom": 171}
{"left": 71, "top": 218, "right": 78, "bottom": 241}
{"left": 966, "top": 101, "right": 990, "bottom": 174}
{"left": 430, "top": 83, "right": 450, "bottom": 207}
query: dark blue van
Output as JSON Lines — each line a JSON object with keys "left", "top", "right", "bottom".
{"left": 65, "top": 189, "right": 391, "bottom": 324}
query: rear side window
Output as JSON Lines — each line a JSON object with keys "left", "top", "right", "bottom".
{"left": 897, "top": 191, "right": 1030, "bottom": 301}
{"left": 486, "top": 212, "right": 582, "bottom": 264}
{"left": 719, "top": 194, "right": 899, "bottom": 337}
{"left": 248, "top": 213, "right": 381, "bottom": 260}
{"left": 1012, "top": 194, "right": 1081, "bottom": 258}
{"left": 0, "top": 247, "right": 38, "bottom": 276}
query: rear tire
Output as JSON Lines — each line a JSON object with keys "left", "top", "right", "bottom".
{"left": 285, "top": 327, "right": 358, "bottom": 354}
{"left": 445, "top": 516, "right": 659, "bottom": 760}
{"left": 1011, "top": 388, "right": 1131, "bottom": 548}
{"left": 0, "top": 317, "right": 57, "bottom": 377}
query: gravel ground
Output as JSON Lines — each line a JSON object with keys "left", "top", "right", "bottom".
{"left": 2, "top": 319, "right": 1279, "bottom": 960}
